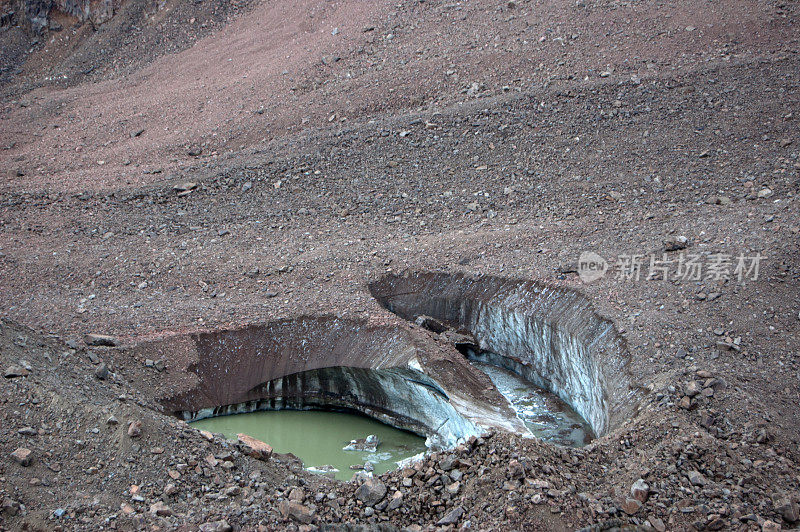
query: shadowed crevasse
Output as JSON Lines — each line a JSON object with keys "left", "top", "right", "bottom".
{"left": 155, "top": 316, "right": 525, "bottom": 448}
{"left": 369, "top": 272, "right": 643, "bottom": 437}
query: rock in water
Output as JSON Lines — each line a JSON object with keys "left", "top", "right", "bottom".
{"left": 343, "top": 434, "right": 380, "bottom": 452}
{"left": 306, "top": 464, "right": 338, "bottom": 477}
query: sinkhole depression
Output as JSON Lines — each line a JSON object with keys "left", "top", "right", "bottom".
{"left": 368, "top": 272, "right": 643, "bottom": 438}
{"left": 154, "top": 316, "right": 526, "bottom": 450}
{"left": 145, "top": 272, "right": 641, "bottom": 478}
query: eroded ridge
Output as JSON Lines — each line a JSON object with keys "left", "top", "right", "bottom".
{"left": 369, "top": 272, "right": 643, "bottom": 437}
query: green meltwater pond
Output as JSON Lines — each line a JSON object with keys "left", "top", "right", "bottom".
{"left": 190, "top": 360, "right": 593, "bottom": 481}
{"left": 192, "top": 410, "right": 427, "bottom": 481}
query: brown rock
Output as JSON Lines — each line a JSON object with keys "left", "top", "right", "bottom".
{"left": 414, "top": 314, "right": 448, "bottom": 333}
{"left": 149, "top": 501, "right": 173, "bottom": 516}
{"left": 526, "top": 479, "right": 552, "bottom": 490}
{"left": 199, "top": 521, "right": 233, "bottom": 532}
{"left": 278, "top": 500, "right": 314, "bottom": 524}
{"left": 355, "top": 477, "right": 387, "bottom": 506}
{"left": 127, "top": 420, "right": 143, "bottom": 438}
{"left": 437, "top": 505, "right": 465, "bottom": 525}
{"left": 687, "top": 470, "right": 707, "bottom": 486}
{"left": 94, "top": 363, "right": 109, "bottom": 380}
{"left": 2, "top": 497, "right": 21, "bottom": 516}
{"left": 288, "top": 487, "right": 305, "bottom": 502}
{"left": 507, "top": 459, "right": 525, "bottom": 479}
{"left": 648, "top": 515, "right": 666, "bottom": 532}
{"left": 446, "top": 481, "right": 461, "bottom": 495}
{"left": 386, "top": 490, "right": 404, "bottom": 511}
{"left": 663, "top": 235, "right": 689, "bottom": 251}
{"left": 707, "top": 516, "right": 726, "bottom": 530}
{"left": 631, "top": 478, "right": 650, "bottom": 502}
{"left": 622, "top": 497, "right": 642, "bottom": 515}
{"left": 10, "top": 447, "right": 32, "bottom": 466}
{"left": 237, "top": 433, "right": 273, "bottom": 460}
{"left": 438, "top": 455, "right": 459, "bottom": 471}
{"left": 174, "top": 181, "right": 198, "bottom": 194}
{"left": 4, "top": 365, "right": 29, "bottom": 378}
{"left": 775, "top": 496, "right": 799, "bottom": 523}
{"left": 83, "top": 333, "right": 118, "bottom": 347}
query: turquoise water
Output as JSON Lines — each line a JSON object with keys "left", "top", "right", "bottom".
{"left": 192, "top": 410, "right": 427, "bottom": 481}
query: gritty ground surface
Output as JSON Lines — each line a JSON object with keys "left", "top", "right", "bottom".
{"left": 1, "top": 0, "right": 800, "bottom": 530}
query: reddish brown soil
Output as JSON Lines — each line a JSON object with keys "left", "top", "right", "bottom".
{"left": 1, "top": 0, "right": 799, "bottom": 530}
{"left": 1, "top": 0, "right": 796, "bottom": 193}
